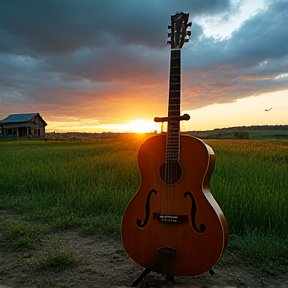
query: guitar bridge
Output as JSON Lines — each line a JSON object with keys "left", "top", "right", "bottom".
{"left": 153, "top": 213, "right": 188, "bottom": 224}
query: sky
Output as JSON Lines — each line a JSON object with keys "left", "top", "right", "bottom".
{"left": 1, "top": 0, "right": 288, "bottom": 133}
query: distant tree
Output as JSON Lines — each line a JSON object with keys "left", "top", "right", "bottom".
{"left": 234, "top": 131, "right": 249, "bottom": 139}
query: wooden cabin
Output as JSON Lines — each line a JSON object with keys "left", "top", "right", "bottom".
{"left": 0, "top": 113, "right": 47, "bottom": 138}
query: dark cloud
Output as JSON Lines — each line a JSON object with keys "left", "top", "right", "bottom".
{"left": 1, "top": 0, "right": 230, "bottom": 54}
{"left": 0, "top": 0, "right": 287, "bottom": 126}
{"left": 182, "top": 0, "right": 288, "bottom": 108}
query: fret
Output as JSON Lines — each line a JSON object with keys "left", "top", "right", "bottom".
{"left": 169, "top": 97, "right": 180, "bottom": 101}
{"left": 168, "top": 135, "right": 179, "bottom": 138}
{"left": 168, "top": 108, "right": 180, "bottom": 112}
{"left": 168, "top": 132, "right": 178, "bottom": 141}
{"left": 170, "top": 68, "right": 180, "bottom": 74}
{"left": 166, "top": 147, "right": 179, "bottom": 151}
{"left": 166, "top": 158, "right": 179, "bottom": 162}
{"left": 168, "top": 132, "right": 179, "bottom": 136}
{"left": 167, "top": 140, "right": 179, "bottom": 145}
{"left": 166, "top": 145, "right": 179, "bottom": 148}
{"left": 166, "top": 145, "right": 179, "bottom": 150}
{"left": 166, "top": 142, "right": 179, "bottom": 145}
{"left": 169, "top": 90, "right": 180, "bottom": 95}
{"left": 168, "top": 135, "right": 179, "bottom": 139}
{"left": 170, "top": 76, "right": 180, "bottom": 83}
{"left": 168, "top": 127, "right": 180, "bottom": 130}
{"left": 167, "top": 146, "right": 179, "bottom": 150}
{"left": 166, "top": 149, "right": 179, "bottom": 153}
{"left": 166, "top": 157, "right": 179, "bottom": 161}
{"left": 167, "top": 137, "right": 179, "bottom": 141}
{"left": 168, "top": 113, "right": 180, "bottom": 118}
{"left": 168, "top": 125, "right": 180, "bottom": 129}
{"left": 169, "top": 106, "right": 180, "bottom": 111}
{"left": 168, "top": 128, "right": 179, "bottom": 131}
{"left": 166, "top": 154, "right": 179, "bottom": 158}
{"left": 167, "top": 134, "right": 179, "bottom": 138}
{"left": 168, "top": 103, "right": 180, "bottom": 107}
{"left": 167, "top": 136, "right": 178, "bottom": 138}
{"left": 166, "top": 145, "right": 178, "bottom": 149}
{"left": 167, "top": 141, "right": 179, "bottom": 145}
{"left": 170, "top": 59, "right": 180, "bottom": 66}
{"left": 167, "top": 135, "right": 179, "bottom": 140}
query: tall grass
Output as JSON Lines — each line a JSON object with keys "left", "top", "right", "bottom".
{"left": 0, "top": 136, "right": 142, "bottom": 233}
{"left": 1, "top": 137, "right": 288, "bottom": 240}
{"left": 207, "top": 140, "right": 288, "bottom": 238}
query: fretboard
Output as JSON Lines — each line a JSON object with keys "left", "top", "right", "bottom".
{"left": 166, "top": 49, "right": 181, "bottom": 162}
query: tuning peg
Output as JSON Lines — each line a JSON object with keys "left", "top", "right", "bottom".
{"left": 186, "top": 31, "right": 191, "bottom": 36}
{"left": 187, "top": 22, "right": 192, "bottom": 27}
{"left": 168, "top": 32, "right": 172, "bottom": 37}
{"left": 185, "top": 34, "right": 191, "bottom": 42}
{"left": 166, "top": 40, "right": 172, "bottom": 45}
{"left": 168, "top": 25, "right": 172, "bottom": 29}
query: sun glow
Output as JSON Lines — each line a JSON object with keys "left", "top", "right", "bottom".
{"left": 124, "top": 119, "right": 160, "bottom": 133}
{"left": 46, "top": 118, "right": 161, "bottom": 133}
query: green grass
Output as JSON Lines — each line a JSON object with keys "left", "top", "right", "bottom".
{"left": 207, "top": 139, "right": 288, "bottom": 237}
{"left": 0, "top": 136, "right": 142, "bottom": 234}
{"left": 2, "top": 219, "right": 47, "bottom": 250}
{"left": 1, "top": 135, "right": 288, "bottom": 272}
{"left": 229, "top": 229, "right": 288, "bottom": 274}
{"left": 32, "top": 245, "right": 76, "bottom": 271}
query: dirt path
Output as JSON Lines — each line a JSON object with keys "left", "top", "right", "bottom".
{"left": 1, "top": 229, "right": 288, "bottom": 288}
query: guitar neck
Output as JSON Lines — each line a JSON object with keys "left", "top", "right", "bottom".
{"left": 166, "top": 49, "right": 181, "bottom": 162}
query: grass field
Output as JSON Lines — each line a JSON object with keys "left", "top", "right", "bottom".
{"left": 1, "top": 135, "right": 288, "bottom": 273}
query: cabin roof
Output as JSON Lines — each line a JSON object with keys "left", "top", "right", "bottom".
{"left": 0, "top": 113, "right": 47, "bottom": 125}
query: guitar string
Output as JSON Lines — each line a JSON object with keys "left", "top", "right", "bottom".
{"left": 160, "top": 46, "right": 182, "bottom": 268}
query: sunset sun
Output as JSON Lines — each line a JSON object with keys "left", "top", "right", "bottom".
{"left": 124, "top": 119, "right": 159, "bottom": 133}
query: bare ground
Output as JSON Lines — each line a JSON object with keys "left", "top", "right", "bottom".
{"left": 1, "top": 228, "right": 288, "bottom": 288}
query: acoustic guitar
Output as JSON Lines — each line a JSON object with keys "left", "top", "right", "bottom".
{"left": 122, "top": 12, "right": 228, "bottom": 284}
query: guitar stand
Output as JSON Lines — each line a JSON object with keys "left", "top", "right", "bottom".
{"left": 131, "top": 268, "right": 215, "bottom": 287}
{"left": 132, "top": 268, "right": 151, "bottom": 287}
{"left": 132, "top": 268, "right": 175, "bottom": 287}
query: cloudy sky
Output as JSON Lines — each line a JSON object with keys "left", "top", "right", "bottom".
{"left": 1, "top": 0, "right": 287, "bottom": 132}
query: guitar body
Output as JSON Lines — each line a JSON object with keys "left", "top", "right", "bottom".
{"left": 122, "top": 134, "right": 228, "bottom": 276}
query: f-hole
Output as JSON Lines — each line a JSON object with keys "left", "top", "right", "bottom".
{"left": 184, "top": 191, "right": 206, "bottom": 233}
{"left": 160, "top": 161, "right": 182, "bottom": 185}
{"left": 136, "top": 189, "right": 157, "bottom": 228}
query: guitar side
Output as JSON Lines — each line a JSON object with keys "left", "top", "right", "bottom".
{"left": 122, "top": 134, "right": 228, "bottom": 276}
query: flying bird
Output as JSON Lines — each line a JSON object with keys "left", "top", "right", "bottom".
{"left": 265, "top": 108, "right": 273, "bottom": 112}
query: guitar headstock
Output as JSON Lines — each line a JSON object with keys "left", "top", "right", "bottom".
{"left": 167, "top": 12, "right": 192, "bottom": 49}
